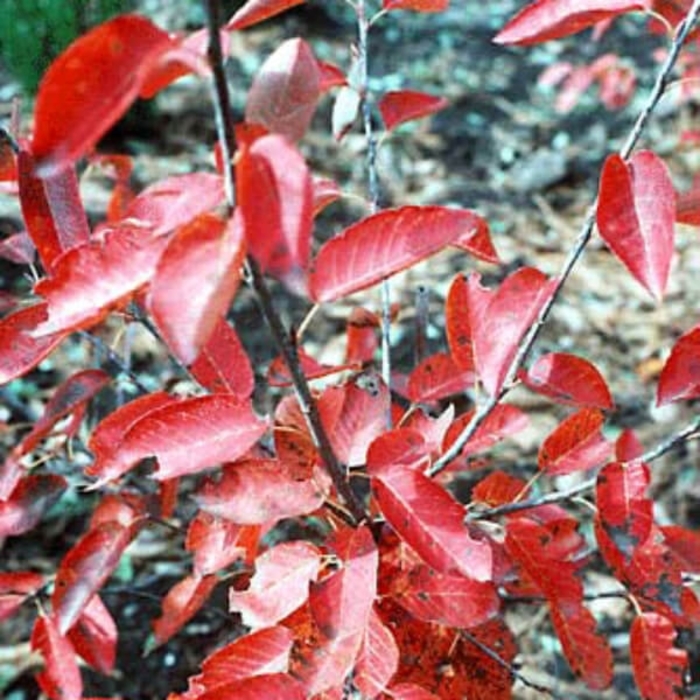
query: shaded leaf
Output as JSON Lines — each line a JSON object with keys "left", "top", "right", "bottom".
{"left": 195, "top": 459, "right": 329, "bottom": 525}
{"left": 32, "top": 226, "right": 169, "bottom": 337}
{"left": 630, "top": 613, "right": 687, "bottom": 700}
{"left": 657, "top": 325, "right": 700, "bottom": 404}
{"left": 371, "top": 465, "right": 492, "bottom": 581}
{"left": 661, "top": 525, "right": 700, "bottom": 572}
{"left": 226, "top": 0, "right": 306, "bottom": 30}
{"left": 237, "top": 134, "right": 313, "bottom": 292}
{"left": 66, "top": 595, "right": 117, "bottom": 674}
{"left": 124, "top": 172, "right": 225, "bottom": 236}
{"left": 0, "top": 303, "right": 67, "bottom": 386}
{"left": 538, "top": 408, "right": 612, "bottom": 476}
{"left": 152, "top": 574, "right": 219, "bottom": 647}
{"left": 310, "top": 206, "right": 489, "bottom": 302}
{"left": 229, "top": 541, "right": 321, "bottom": 628}
{"left": 389, "top": 684, "right": 441, "bottom": 700}
{"left": 467, "top": 268, "right": 557, "bottom": 396}
{"left": 18, "top": 152, "right": 89, "bottom": 270}
{"left": 494, "top": 0, "right": 649, "bottom": 46}
{"left": 0, "top": 571, "right": 45, "bottom": 622}
{"left": 0, "top": 474, "right": 67, "bottom": 538}
{"left": 379, "top": 90, "right": 448, "bottom": 131}
{"left": 88, "top": 394, "right": 267, "bottom": 484}
{"left": 187, "top": 673, "right": 305, "bottom": 700}
{"left": 312, "top": 177, "right": 343, "bottom": 217}
{"left": 597, "top": 151, "right": 675, "bottom": 300}
{"left": 52, "top": 521, "right": 134, "bottom": 634}
{"left": 245, "top": 38, "right": 320, "bottom": 142}
{"left": 521, "top": 352, "right": 613, "bottom": 408}
{"left": 31, "top": 613, "right": 82, "bottom": 700}
{"left": 31, "top": 15, "right": 173, "bottom": 175}
{"left": 189, "top": 318, "right": 255, "bottom": 399}
{"left": 148, "top": 212, "right": 245, "bottom": 364}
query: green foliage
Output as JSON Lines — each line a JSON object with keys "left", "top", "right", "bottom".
{"left": 0, "top": 0, "right": 134, "bottom": 93}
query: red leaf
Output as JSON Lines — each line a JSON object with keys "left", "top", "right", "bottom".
{"left": 467, "top": 268, "right": 557, "bottom": 396}
{"left": 371, "top": 465, "right": 492, "bottom": 581}
{"left": 52, "top": 521, "right": 134, "bottom": 634}
{"left": 494, "top": 0, "right": 650, "bottom": 46}
{"left": 88, "top": 394, "right": 267, "bottom": 484}
{"left": 245, "top": 38, "right": 321, "bottom": 142}
{"left": 407, "top": 352, "right": 475, "bottom": 402}
{"left": 0, "top": 231, "right": 35, "bottom": 265}
{"left": 661, "top": 525, "right": 700, "bottom": 572}
{"left": 18, "top": 152, "right": 90, "bottom": 270}
{"left": 139, "top": 28, "right": 230, "bottom": 99}
{"left": 379, "top": 91, "right": 448, "bottom": 131}
{"left": 32, "top": 225, "right": 169, "bottom": 337}
{"left": 442, "top": 404, "right": 529, "bottom": 464}
{"left": 195, "top": 459, "right": 329, "bottom": 524}
{"left": 445, "top": 274, "right": 474, "bottom": 371}
{"left": 312, "top": 177, "right": 343, "bottom": 217}
{"left": 596, "top": 461, "right": 653, "bottom": 561}
{"left": 549, "top": 602, "right": 613, "bottom": 689}
{"left": 186, "top": 513, "right": 260, "bottom": 576}
{"left": 345, "top": 306, "right": 380, "bottom": 364}
{"left": 389, "top": 684, "right": 441, "bottom": 699}
{"left": 538, "top": 408, "right": 612, "bottom": 476}
{"left": 0, "top": 571, "right": 45, "bottom": 622}
{"left": 229, "top": 541, "right": 321, "bottom": 628}
{"left": 383, "top": 0, "right": 449, "bottom": 11}
{"left": 31, "top": 15, "right": 173, "bottom": 175}
{"left": 31, "top": 613, "right": 83, "bottom": 700}
{"left": 148, "top": 212, "right": 245, "bottom": 364}
{"left": 521, "top": 352, "right": 613, "bottom": 408}
{"left": 393, "top": 564, "right": 499, "bottom": 628}
{"left": 268, "top": 348, "right": 356, "bottom": 387}
{"left": 153, "top": 574, "right": 219, "bottom": 647}
{"left": 676, "top": 173, "right": 700, "bottom": 226}
{"left": 367, "top": 428, "right": 431, "bottom": 473}
{"left": 66, "top": 595, "right": 117, "bottom": 674}
{"left": 354, "top": 608, "right": 399, "bottom": 697}
{"left": 194, "top": 626, "right": 294, "bottom": 690}
{"left": 0, "top": 303, "right": 67, "bottom": 386}
{"left": 125, "top": 173, "right": 225, "bottom": 236}
{"left": 310, "top": 206, "right": 489, "bottom": 302}
{"left": 322, "top": 376, "right": 390, "bottom": 466}
{"left": 185, "top": 673, "right": 305, "bottom": 700}
{"left": 310, "top": 526, "right": 378, "bottom": 640}
{"left": 630, "top": 613, "right": 688, "bottom": 700}
{"left": 189, "top": 318, "right": 255, "bottom": 399}
{"left": 657, "top": 325, "right": 700, "bottom": 404}
{"left": 12, "top": 369, "right": 110, "bottom": 459}
{"left": 597, "top": 151, "right": 675, "bottom": 300}
{"left": 0, "top": 474, "right": 67, "bottom": 538}
{"left": 237, "top": 134, "right": 313, "bottom": 290}
{"left": 472, "top": 471, "right": 528, "bottom": 507}
{"left": 226, "top": 0, "right": 306, "bottom": 30}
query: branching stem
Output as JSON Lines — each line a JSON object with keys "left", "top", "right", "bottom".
{"left": 202, "top": 0, "right": 368, "bottom": 526}
{"left": 430, "top": 1, "right": 700, "bottom": 477}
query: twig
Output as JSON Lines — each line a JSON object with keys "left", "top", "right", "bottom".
{"left": 429, "top": 1, "right": 700, "bottom": 477}
{"left": 356, "top": 0, "right": 392, "bottom": 414}
{"left": 202, "top": 0, "right": 368, "bottom": 526}
{"left": 470, "top": 410, "right": 700, "bottom": 520}
{"left": 460, "top": 629, "right": 559, "bottom": 698}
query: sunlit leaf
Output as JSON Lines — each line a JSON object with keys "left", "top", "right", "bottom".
{"left": 379, "top": 90, "right": 448, "bottom": 131}
{"left": 597, "top": 151, "right": 675, "bottom": 300}
{"left": 31, "top": 15, "right": 173, "bottom": 175}
{"left": 494, "top": 0, "right": 649, "bottom": 46}
{"left": 310, "top": 206, "right": 490, "bottom": 302}
{"left": 383, "top": 0, "right": 449, "bottom": 11}
{"left": 66, "top": 595, "right": 117, "bottom": 674}
{"left": 657, "top": 325, "right": 700, "bottom": 404}
{"left": 226, "top": 0, "right": 306, "bottom": 30}
{"left": 354, "top": 608, "right": 399, "bottom": 697}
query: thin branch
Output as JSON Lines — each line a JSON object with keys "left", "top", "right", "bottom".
{"left": 430, "top": 1, "right": 700, "bottom": 477}
{"left": 460, "top": 629, "right": 559, "bottom": 698}
{"left": 202, "top": 0, "right": 368, "bottom": 526}
{"left": 470, "top": 410, "right": 700, "bottom": 520}
{"left": 356, "top": 0, "right": 392, "bottom": 409}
